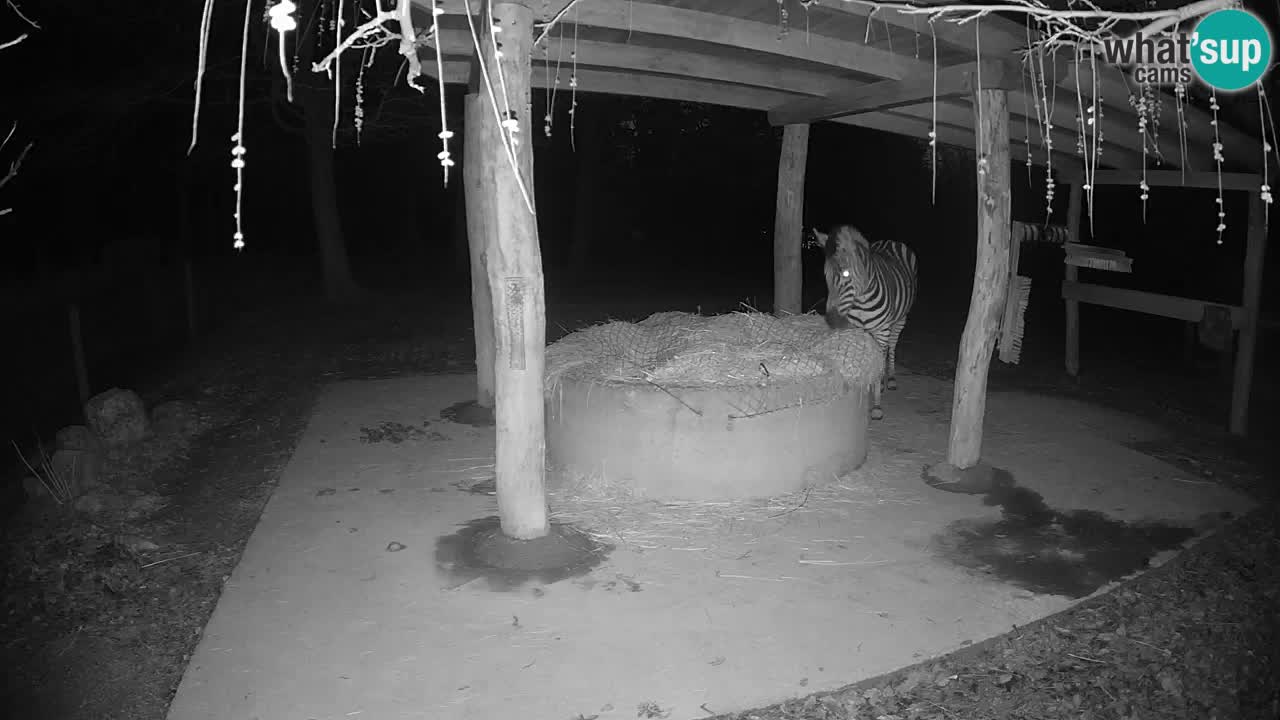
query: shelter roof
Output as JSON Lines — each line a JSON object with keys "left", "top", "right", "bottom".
{"left": 421, "top": 0, "right": 1263, "bottom": 174}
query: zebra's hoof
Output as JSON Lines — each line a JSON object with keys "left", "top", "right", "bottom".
{"left": 886, "top": 378, "right": 898, "bottom": 391}
{"left": 871, "top": 406, "right": 885, "bottom": 421}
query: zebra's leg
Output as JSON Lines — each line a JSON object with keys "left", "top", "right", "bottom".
{"left": 870, "top": 345, "right": 888, "bottom": 420}
{"left": 885, "top": 322, "right": 905, "bottom": 391}
{"left": 870, "top": 377, "right": 884, "bottom": 420}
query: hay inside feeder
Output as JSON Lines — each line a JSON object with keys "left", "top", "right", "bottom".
{"left": 545, "top": 311, "right": 885, "bottom": 396}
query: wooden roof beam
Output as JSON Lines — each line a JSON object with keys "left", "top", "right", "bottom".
{"left": 423, "top": 1, "right": 1251, "bottom": 170}
{"left": 558, "top": 3, "right": 1197, "bottom": 170}
{"left": 428, "top": 32, "right": 1172, "bottom": 169}
{"left": 810, "top": 0, "right": 1004, "bottom": 63}
{"left": 881, "top": 99, "right": 1146, "bottom": 171}
{"left": 768, "top": 59, "right": 1020, "bottom": 125}
{"left": 428, "top": 30, "right": 848, "bottom": 98}
{"left": 845, "top": 110, "right": 1082, "bottom": 170}
{"left": 853, "top": 5, "right": 1258, "bottom": 170}
{"left": 426, "top": 57, "right": 1142, "bottom": 171}
{"left": 1054, "top": 165, "right": 1262, "bottom": 191}
{"left": 435, "top": 0, "right": 921, "bottom": 81}
{"left": 424, "top": 59, "right": 1083, "bottom": 171}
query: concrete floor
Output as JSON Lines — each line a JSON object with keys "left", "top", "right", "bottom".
{"left": 165, "top": 372, "right": 1254, "bottom": 720}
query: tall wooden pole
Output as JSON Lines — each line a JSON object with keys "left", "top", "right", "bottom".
{"left": 68, "top": 303, "right": 90, "bottom": 415}
{"left": 1063, "top": 182, "right": 1083, "bottom": 377}
{"left": 464, "top": 87, "right": 496, "bottom": 408}
{"left": 946, "top": 89, "right": 1011, "bottom": 469}
{"left": 1230, "top": 192, "right": 1268, "bottom": 436}
{"left": 773, "top": 123, "right": 809, "bottom": 317}
{"left": 479, "top": 0, "right": 549, "bottom": 540}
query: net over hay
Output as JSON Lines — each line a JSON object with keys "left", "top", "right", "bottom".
{"left": 544, "top": 312, "right": 884, "bottom": 501}
{"left": 546, "top": 311, "right": 884, "bottom": 399}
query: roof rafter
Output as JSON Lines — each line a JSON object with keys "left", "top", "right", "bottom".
{"left": 423, "top": 57, "right": 1092, "bottom": 171}
{"left": 420, "top": 0, "right": 1260, "bottom": 172}
{"left": 815, "top": 0, "right": 1251, "bottom": 169}
{"left": 768, "top": 59, "right": 1022, "bottom": 126}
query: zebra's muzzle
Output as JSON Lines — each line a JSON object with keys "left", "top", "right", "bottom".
{"left": 825, "top": 308, "right": 851, "bottom": 329}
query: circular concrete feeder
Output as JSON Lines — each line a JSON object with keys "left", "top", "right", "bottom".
{"left": 546, "top": 375, "right": 869, "bottom": 500}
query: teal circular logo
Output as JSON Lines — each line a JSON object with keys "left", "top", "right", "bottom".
{"left": 1191, "top": 9, "right": 1272, "bottom": 91}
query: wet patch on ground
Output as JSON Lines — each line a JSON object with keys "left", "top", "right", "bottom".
{"left": 934, "top": 482, "right": 1212, "bottom": 598}
{"left": 439, "top": 400, "right": 495, "bottom": 427}
{"left": 435, "top": 516, "right": 612, "bottom": 591}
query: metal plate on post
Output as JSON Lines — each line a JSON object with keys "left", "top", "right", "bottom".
{"left": 505, "top": 277, "right": 526, "bottom": 370}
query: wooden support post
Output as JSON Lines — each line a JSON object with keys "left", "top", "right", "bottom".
{"left": 68, "top": 303, "right": 90, "bottom": 415}
{"left": 453, "top": 165, "right": 470, "bottom": 273}
{"left": 773, "top": 123, "right": 808, "bottom": 317}
{"left": 183, "top": 258, "right": 198, "bottom": 342}
{"left": 480, "top": 1, "right": 549, "bottom": 540}
{"left": 464, "top": 89, "right": 496, "bottom": 408}
{"left": 1230, "top": 193, "right": 1268, "bottom": 436}
{"left": 1063, "top": 182, "right": 1083, "bottom": 377}
{"left": 946, "top": 89, "right": 1011, "bottom": 470}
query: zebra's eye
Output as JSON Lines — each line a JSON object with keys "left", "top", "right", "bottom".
{"left": 841, "top": 269, "right": 850, "bottom": 278}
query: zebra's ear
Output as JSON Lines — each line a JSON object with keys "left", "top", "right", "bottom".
{"left": 802, "top": 228, "right": 826, "bottom": 251}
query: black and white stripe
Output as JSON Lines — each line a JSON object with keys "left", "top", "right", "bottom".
{"left": 817, "top": 224, "right": 918, "bottom": 420}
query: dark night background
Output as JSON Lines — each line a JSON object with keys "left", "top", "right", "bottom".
{"left": 3, "top": 2, "right": 1280, "bottom": 718}
{"left": 2, "top": 0, "right": 1278, "bottom": 457}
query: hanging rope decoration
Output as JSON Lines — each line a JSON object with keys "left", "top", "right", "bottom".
{"left": 461, "top": 0, "right": 535, "bottom": 214}
{"left": 1259, "top": 83, "right": 1276, "bottom": 220}
{"left": 1131, "top": 82, "right": 1151, "bottom": 219}
{"left": 230, "top": 0, "right": 253, "bottom": 251}
{"left": 188, "top": 0, "right": 215, "bottom": 155}
{"left": 268, "top": 1, "right": 297, "bottom": 103}
{"left": 569, "top": 7, "right": 579, "bottom": 150}
{"left": 1209, "top": 89, "right": 1226, "bottom": 244}
{"left": 544, "top": 22, "right": 565, "bottom": 139}
{"left": 928, "top": 19, "right": 937, "bottom": 203}
{"left": 1022, "top": 28, "right": 1057, "bottom": 221}
{"left": 1087, "top": 49, "right": 1103, "bottom": 232}
{"left": 974, "top": 20, "right": 990, "bottom": 201}
{"left": 1020, "top": 19, "right": 1033, "bottom": 183}
{"left": 186, "top": 0, "right": 1275, "bottom": 249}
{"left": 353, "top": 47, "right": 369, "bottom": 146}
{"left": 428, "top": 0, "right": 454, "bottom": 182}
{"left": 814, "top": 0, "right": 1266, "bottom": 229}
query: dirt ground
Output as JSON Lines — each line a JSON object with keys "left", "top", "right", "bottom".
{"left": 1, "top": 288, "right": 1276, "bottom": 720}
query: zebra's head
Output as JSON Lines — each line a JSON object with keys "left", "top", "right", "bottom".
{"left": 820, "top": 224, "right": 872, "bottom": 329}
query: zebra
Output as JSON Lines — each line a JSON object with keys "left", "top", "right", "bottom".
{"left": 816, "top": 224, "right": 919, "bottom": 421}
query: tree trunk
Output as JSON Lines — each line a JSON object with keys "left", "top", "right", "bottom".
{"left": 452, "top": 163, "right": 470, "bottom": 273}
{"left": 1230, "top": 192, "right": 1268, "bottom": 435}
{"left": 178, "top": 158, "right": 198, "bottom": 340}
{"left": 464, "top": 92, "right": 496, "bottom": 408}
{"left": 301, "top": 89, "right": 361, "bottom": 302}
{"left": 773, "top": 123, "right": 809, "bottom": 316}
{"left": 1063, "top": 182, "right": 1083, "bottom": 376}
{"left": 479, "top": 1, "right": 548, "bottom": 540}
{"left": 946, "top": 89, "right": 1011, "bottom": 469}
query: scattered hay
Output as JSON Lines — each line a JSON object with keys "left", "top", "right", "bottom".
{"left": 545, "top": 474, "right": 920, "bottom": 552}
{"left": 444, "top": 457, "right": 922, "bottom": 554}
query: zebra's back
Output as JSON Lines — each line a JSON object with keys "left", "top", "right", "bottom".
{"left": 861, "top": 240, "right": 918, "bottom": 334}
